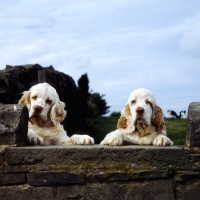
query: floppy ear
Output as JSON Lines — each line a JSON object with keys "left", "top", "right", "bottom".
{"left": 18, "top": 91, "right": 31, "bottom": 111}
{"left": 50, "top": 101, "right": 66, "bottom": 126}
{"left": 151, "top": 105, "right": 166, "bottom": 134}
{"left": 117, "top": 104, "right": 135, "bottom": 133}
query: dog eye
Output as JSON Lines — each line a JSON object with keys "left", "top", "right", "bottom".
{"left": 46, "top": 99, "right": 52, "bottom": 104}
{"left": 131, "top": 100, "right": 136, "bottom": 104}
{"left": 146, "top": 100, "right": 151, "bottom": 104}
{"left": 32, "top": 96, "right": 37, "bottom": 100}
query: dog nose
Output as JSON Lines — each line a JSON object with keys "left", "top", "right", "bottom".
{"left": 136, "top": 107, "right": 144, "bottom": 114}
{"left": 34, "top": 106, "right": 43, "bottom": 113}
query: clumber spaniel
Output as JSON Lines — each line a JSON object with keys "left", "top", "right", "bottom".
{"left": 100, "top": 88, "right": 173, "bottom": 146}
{"left": 19, "top": 83, "right": 94, "bottom": 145}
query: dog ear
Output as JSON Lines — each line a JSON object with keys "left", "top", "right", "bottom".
{"left": 151, "top": 105, "right": 166, "bottom": 134}
{"left": 18, "top": 91, "right": 31, "bottom": 111}
{"left": 50, "top": 101, "right": 66, "bottom": 126}
{"left": 117, "top": 104, "right": 135, "bottom": 133}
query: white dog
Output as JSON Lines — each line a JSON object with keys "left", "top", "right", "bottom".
{"left": 100, "top": 88, "right": 173, "bottom": 146}
{"left": 19, "top": 82, "right": 94, "bottom": 145}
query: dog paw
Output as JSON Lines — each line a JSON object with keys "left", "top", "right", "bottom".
{"left": 70, "top": 134, "right": 95, "bottom": 145}
{"left": 153, "top": 135, "right": 173, "bottom": 146}
{"left": 100, "top": 130, "right": 123, "bottom": 146}
{"left": 100, "top": 136, "right": 123, "bottom": 146}
{"left": 27, "top": 133, "right": 44, "bottom": 145}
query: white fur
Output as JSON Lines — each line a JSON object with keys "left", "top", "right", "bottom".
{"left": 19, "top": 83, "right": 94, "bottom": 145}
{"left": 100, "top": 88, "right": 173, "bottom": 147}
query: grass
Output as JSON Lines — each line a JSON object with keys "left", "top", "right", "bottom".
{"left": 90, "top": 116, "right": 187, "bottom": 145}
{"left": 165, "top": 118, "right": 187, "bottom": 145}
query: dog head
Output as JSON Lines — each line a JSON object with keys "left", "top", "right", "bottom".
{"left": 19, "top": 83, "right": 66, "bottom": 126}
{"left": 117, "top": 88, "right": 166, "bottom": 134}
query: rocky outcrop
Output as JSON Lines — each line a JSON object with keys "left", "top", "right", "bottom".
{"left": 186, "top": 102, "right": 200, "bottom": 147}
{"left": 0, "top": 64, "right": 87, "bottom": 136}
{"left": 0, "top": 104, "right": 28, "bottom": 148}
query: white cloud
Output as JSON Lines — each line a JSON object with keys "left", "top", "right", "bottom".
{"left": 179, "top": 14, "right": 200, "bottom": 55}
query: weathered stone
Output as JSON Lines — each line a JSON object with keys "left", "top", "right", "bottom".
{"left": 174, "top": 172, "right": 200, "bottom": 183}
{"left": 0, "top": 145, "right": 200, "bottom": 199}
{"left": 0, "top": 104, "right": 28, "bottom": 147}
{"left": 0, "top": 173, "right": 26, "bottom": 185}
{"left": 0, "top": 154, "right": 4, "bottom": 165}
{"left": 55, "top": 179, "right": 174, "bottom": 200}
{"left": 27, "top": 172, "right": 84, "bottom": 186}
{"left": 3, "top": 145, "right": 200, "bottom": 174}
{"left": 87, "top": 170, "right": 169, "bottom": 182}
{"left": 174, "top": 173, "right": 200, "bottom": 200}
{"left": 38, "top": 69, "right": 46, "bottom": 83}
{"left": 186, "top": 102, "right": 200, "bottom": 147}
{"left": 0, "top": 184, "right": 53, "bottom": 200}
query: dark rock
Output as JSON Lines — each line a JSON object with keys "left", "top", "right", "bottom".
{"left": 0, "top": 104, "right": 28, "bottom": 146}
{"left": 0, "top": 154, "right": 4, "bottom": 165}
{"left": 186, "top": 102, "right": 200, "bottom": 147}
{"left": 0, "top": 185, "right": 54, "bottom": 200}
{"left": 56, "top": 179, "right": 174, "bottom": 200}
{"left": 0, "top": 173, "right": 26, "bottom": 185}
{"left": 174, "top": 173, "right": 200, "bottom": 200}
{"left": 27, "top": 172, "right": 84, "bottom": 186}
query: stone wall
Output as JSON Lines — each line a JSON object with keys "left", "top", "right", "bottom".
{"left": 0, "top": 103, "right": 200, "bottom": 199}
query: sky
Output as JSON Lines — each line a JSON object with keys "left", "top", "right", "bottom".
{"left": 0, "top": 0, "right": 200, "bottom": 116}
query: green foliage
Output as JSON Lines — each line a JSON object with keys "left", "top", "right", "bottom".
{"left": 110, "top": 112, "right": 121, "bottom": 117}
{"left": 88, "top": 93, "right": 110, "bottom": 117}
{"left": 88, "top": 116, "right": 118, "bottom": 144}
{"left": 78, "top": 73, "right": 110, "bottom": 117}
{"left": 91, "top": 116, "right": 187, "bottom": 145}
{"left": 165, "top": 118, "right": 186, "bottom": 145}
{"left": 77, "top": 73, "right": 90, "bottom": 99}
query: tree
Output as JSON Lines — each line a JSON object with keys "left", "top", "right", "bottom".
{"left": 88, "top": 93, "right": 110, "bottom": 117}
{"left": 77, "top": 73, "right": 90, "bottom": 99}
{"left": 78, "top": 73, "right": 110, "bottom": 118}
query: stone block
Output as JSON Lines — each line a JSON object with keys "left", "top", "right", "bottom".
{"left": 0, "top": 154, "right": 4, "bottom": 165}
{"left": 186, "top": 102, "right": 200, "bottom": 147}
{"left": 0, "top": 104, "right": 28, "bottom": 147}
{"left": 27, "top": 172, "right": 84, "bottom": 186}
{"left": 4, "top": 145, "right": 199, "bottom": 173}
{"left": 0, "top": 173, "right": 26, "bottom": 185}
{"left": 55, "top": 179, "right": 174, "bottom": 200}
{"left": 174, "top": 173, "right": 200, "bottom": 200}
{"left": 0, "top": 185, "right": 53, "bottom": 200}
{"left": 87, "top": 170, "right": 169, "bottom": 182}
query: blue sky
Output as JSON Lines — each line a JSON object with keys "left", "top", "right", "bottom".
{"left": 0, "top": 0, "right": 200, "bottom": 116}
